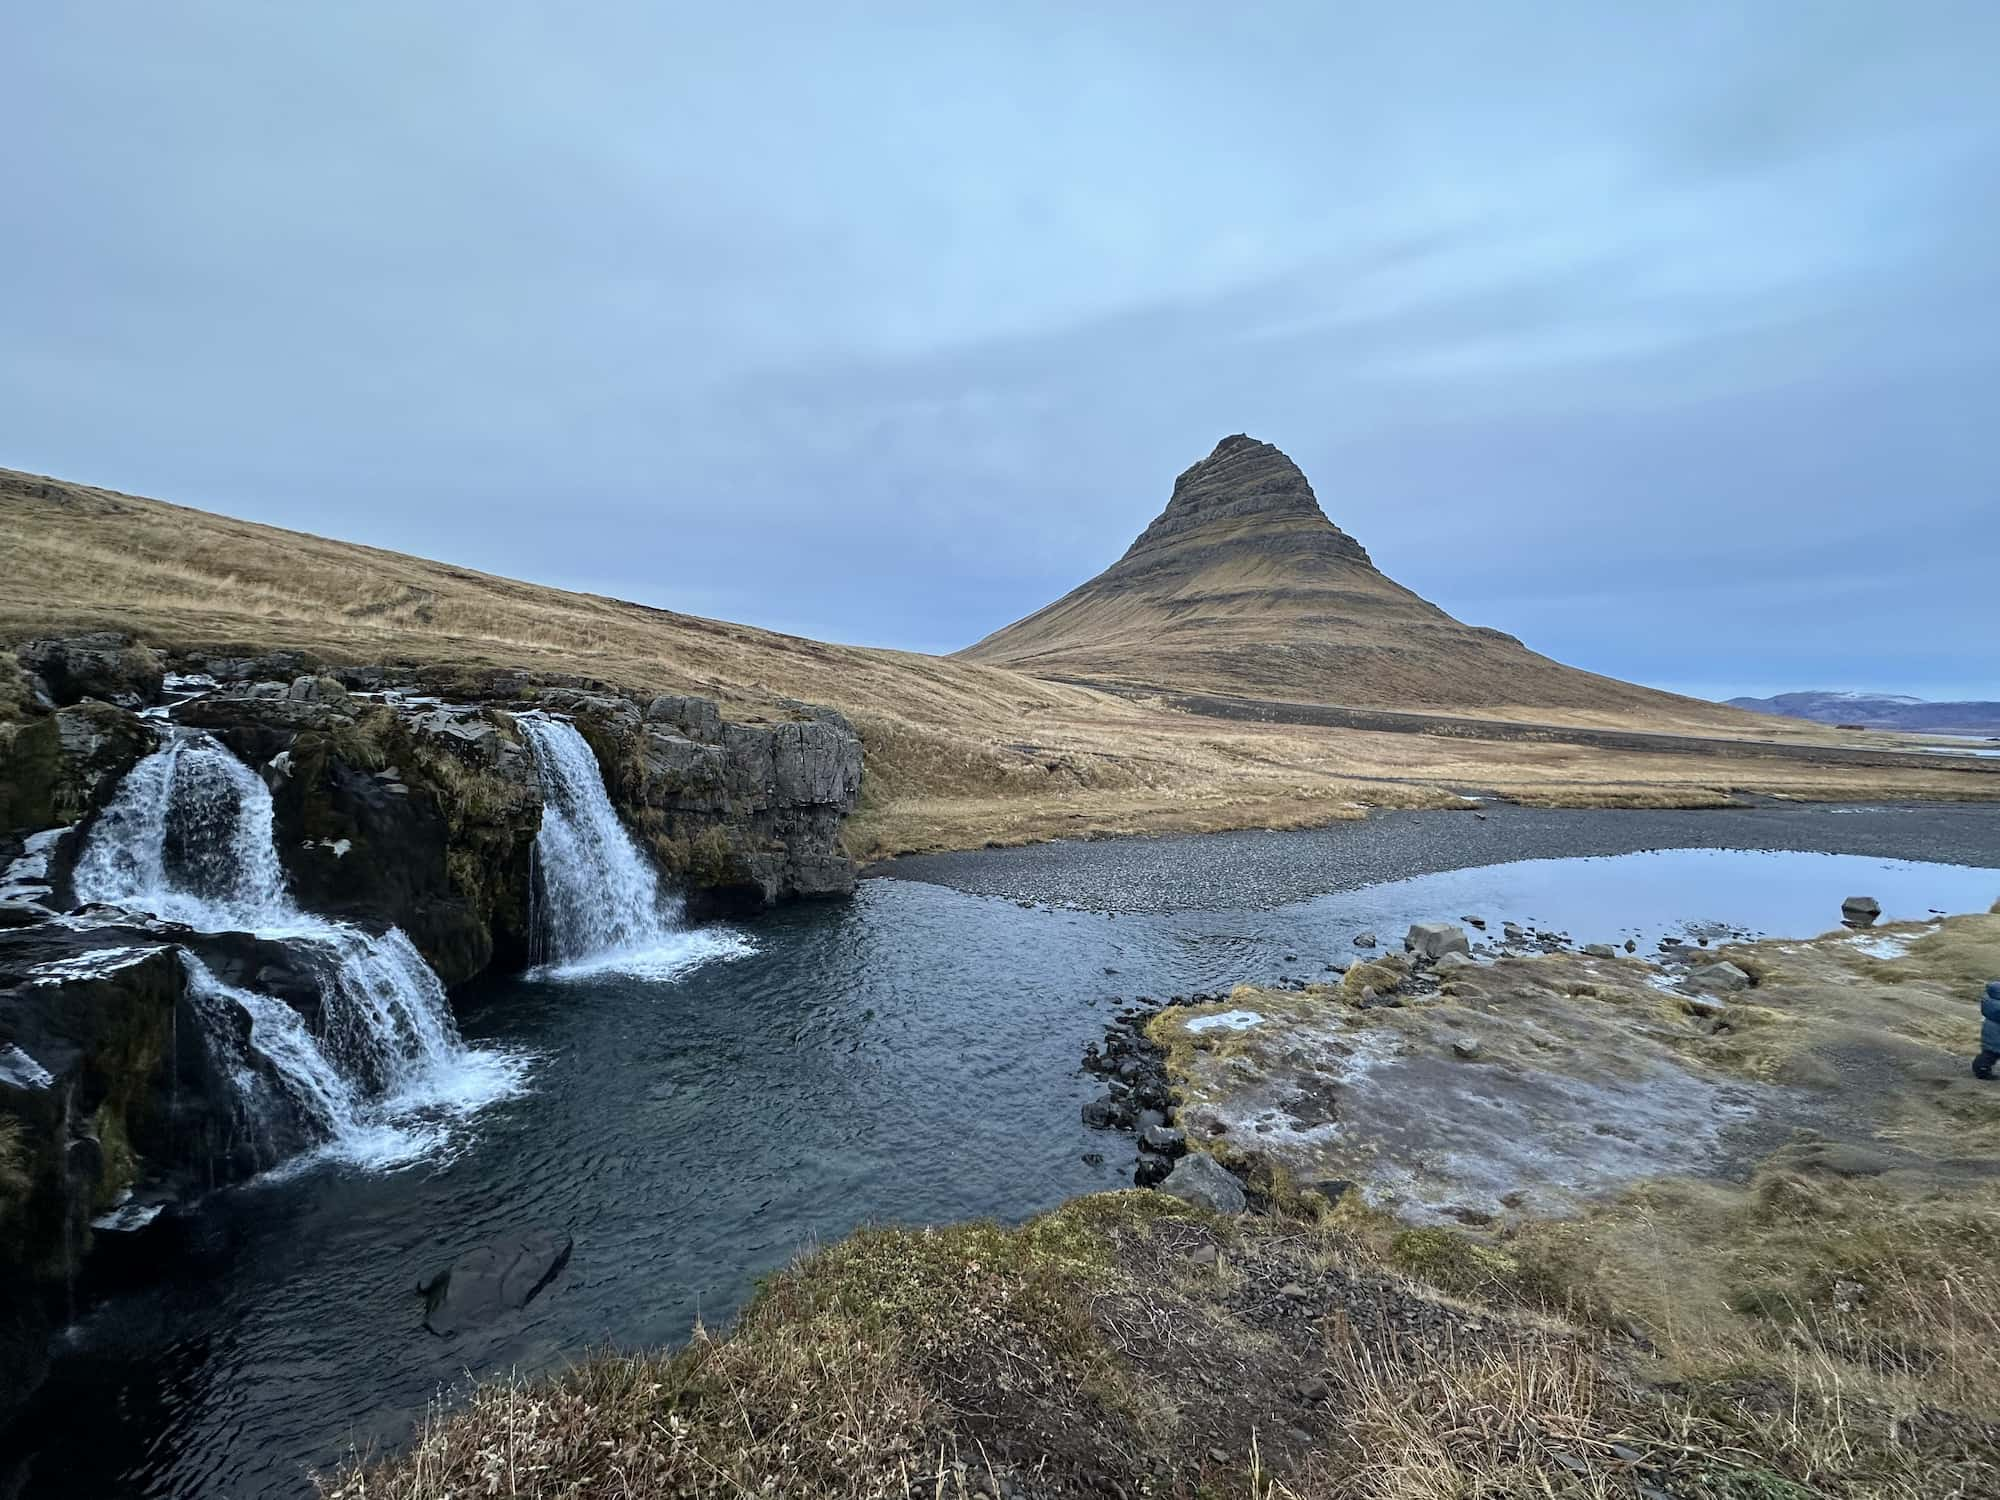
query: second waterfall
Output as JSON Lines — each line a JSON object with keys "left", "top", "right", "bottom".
{"left": 518, "top": 715, "right": 746, "bottom": 978}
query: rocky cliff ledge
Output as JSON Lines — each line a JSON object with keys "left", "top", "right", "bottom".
{"left": 3, "top": 635, "right": 864, "bottom": 982}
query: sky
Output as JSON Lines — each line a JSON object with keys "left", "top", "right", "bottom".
{"left": 4, "top": 3, "right": 1996, "bottom": 701}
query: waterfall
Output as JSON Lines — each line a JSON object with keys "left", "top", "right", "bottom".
{"left": 74, "top": 735, "right": 291, "bottom": 930}
{"left": 517, "top": 715, "right": 747, "bottom": 979}
{"left": 75, "top": 733, "right": 523, "bottom": 1170}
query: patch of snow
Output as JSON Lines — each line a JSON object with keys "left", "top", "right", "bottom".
{"left": 1847, "top": 923, "right": 1937, "bottom": 959}
{"left": 1186, "top": 1009, "right": 1266, "bottom": 1034}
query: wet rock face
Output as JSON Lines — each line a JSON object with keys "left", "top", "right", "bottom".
{"left": 0, "top": 914, "right": 343, "bottom": 1418}
{"left": 8, "top": 646, "right": 863, "bottom": 983}
{"left": 177, "top": 683, "right": 543, "bottom": 986}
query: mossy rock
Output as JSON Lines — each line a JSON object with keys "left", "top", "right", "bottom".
{"left": 1342, "top": 956, "right": 1410, "bottom": 997}
{"left": 0, "top": 716, "right": 62, "bottom": 835}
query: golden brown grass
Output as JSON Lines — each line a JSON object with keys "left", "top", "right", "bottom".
{"left": 323, "top": 1176, "right": 2000, "bottom": 1500}
{"left": 6, "top": 465, "right": 1992, "bottom": 860}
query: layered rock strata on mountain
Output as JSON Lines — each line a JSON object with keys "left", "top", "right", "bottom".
{"left": 961, "top": 434, "right": 1731, "bottom": 717}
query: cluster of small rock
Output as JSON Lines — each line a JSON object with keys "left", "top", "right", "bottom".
{"left": 1080, "top": 999, "right": 1189, "bottom": 1186}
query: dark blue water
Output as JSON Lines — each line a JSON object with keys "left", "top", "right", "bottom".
{"left": 10, "top": 805, "right": 1999, "bottom": 1498}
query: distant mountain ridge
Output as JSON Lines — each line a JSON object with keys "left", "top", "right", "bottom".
{"left": 1726, "top": 691, "right": 2000, "bottom": 735}
{"left": 961, "top": 434, "right": 1753, "bottom": 726}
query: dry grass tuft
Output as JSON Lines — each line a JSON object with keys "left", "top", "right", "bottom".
{"left": 323, "top": 1174, "right": 2000, "bottom": 1500}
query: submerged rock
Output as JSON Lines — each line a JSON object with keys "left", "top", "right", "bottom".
{"left": 420, "top": 1230, "right": 574, "bottom": 1336}
{"left": 1159, "top": 1152, "right": 1246, "bottom": 1215}
{"left": 1081, "top": 1096, "right": 1127, "bottom": 1129}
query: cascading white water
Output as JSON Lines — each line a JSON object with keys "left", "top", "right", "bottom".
{"left": 76, "top": 733, "right": 522, "bottom": 1169}
{"left": 74, "top": 735, "right": 291, "bottom": 930}
{"left": 517, "top": 715, "right": 747, "bottom": 979}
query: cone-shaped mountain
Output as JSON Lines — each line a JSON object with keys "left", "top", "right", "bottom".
{"left": 961, "top": 435, "right": 1715, "bottom": 715}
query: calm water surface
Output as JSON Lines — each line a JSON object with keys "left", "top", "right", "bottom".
{"left": 10, "top": 806, "right": 2000, "bottom": 1498}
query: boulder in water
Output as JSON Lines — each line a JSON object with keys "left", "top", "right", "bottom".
{"left": 419, "top": 1230, "right": 573, "bottom": 1335}
{"left": 1841, "top": 896, "right": 1882, "bottom": 928}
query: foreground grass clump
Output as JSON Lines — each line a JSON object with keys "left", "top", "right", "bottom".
{"left": 320, "top": 1194, "right": 1193, "bottom": 1500}
{"left": 324, "top": 1174, "right": 2000, "bottom": 1500}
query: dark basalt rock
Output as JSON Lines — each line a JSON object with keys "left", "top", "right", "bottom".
{"left": 1, "top": 702, "right": 152, "bottom": 840}
{"left": 419, "top": 1230, "right": 573, "bottom": 1335}
{"left": 1082, "top": 997, "right": 1195, "bottom": 1185}
{"left": 167, "top": 683, "right": 543, "bottom": 985}
{"left": 551, "top": 688, "right": 863, "bottom": 915}
{"left": 0, "top": 914, "right": 298, "bottom": 1418}
{"left": 16, "top": 633, "right": 164, "bottom": 711}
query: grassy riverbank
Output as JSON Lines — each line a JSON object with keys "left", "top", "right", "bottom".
{"left": 322, "top": 1174, "right": 2000, "bottom": 1499}
{"left": 326, "top": 914, "right": 2000, "bottom": 1499}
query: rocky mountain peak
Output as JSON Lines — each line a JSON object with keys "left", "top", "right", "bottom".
{"left": 1116, "top": 434, "right": 1372, "bottom": 573}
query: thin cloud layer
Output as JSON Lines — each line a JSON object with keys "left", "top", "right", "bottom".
{"left": 3, "top": 3, "right": 1994, "bottom": 697}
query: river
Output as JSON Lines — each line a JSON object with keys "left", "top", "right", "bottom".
{"left": 7, "top": 801, "right": 1999, "bottom": 1497}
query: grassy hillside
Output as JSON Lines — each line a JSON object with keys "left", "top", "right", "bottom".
{"left": 2, "top": 465, "right": 1987, "bottom": 856}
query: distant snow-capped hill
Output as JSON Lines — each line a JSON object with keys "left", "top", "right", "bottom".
{"left": 1726, "top": 692, "right": 2000, "bottom": 734}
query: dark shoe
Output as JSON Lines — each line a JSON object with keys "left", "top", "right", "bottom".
{"left": 1975, "top": 1051, "right": 1998, "bottom": 1081}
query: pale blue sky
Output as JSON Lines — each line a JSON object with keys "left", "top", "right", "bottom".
{"left": 4, "top": 3, "right": 1995, "bottom": 699}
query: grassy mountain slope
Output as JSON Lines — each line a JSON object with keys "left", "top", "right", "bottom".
{"left": 2, "top": 465, "right": 1985, "bottom": 856}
